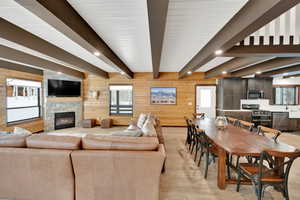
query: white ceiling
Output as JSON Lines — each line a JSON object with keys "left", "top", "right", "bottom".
{"left": 67, "top": 0, "right": 152, "bottom": 72}
{"left": 0, "top": 0, "right": 252, "bottom": 74}
{"left": 160, "top": 0, "right": 248, "bottom": 72}
{"left": 0, "top": 0, "right": 117, "bottom": 72}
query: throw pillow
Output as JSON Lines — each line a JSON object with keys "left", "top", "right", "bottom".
{"left": 137, "top": 113, "right": 147, "bottom": 129}
{"left": 112, "top": 129, "right": 143, "bottom": 137}
{"left": 142, "top": 118, "right": 157, "bottom": 137}
{"left": 13, "top": 127, "right": 32, "bottom": 136}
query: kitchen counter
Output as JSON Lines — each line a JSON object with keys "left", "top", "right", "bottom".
{"left": 240, "top": 99, "right": 300, "bottom": 119}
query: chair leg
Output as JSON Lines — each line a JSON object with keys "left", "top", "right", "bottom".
{"left": 204, "top": 149, "right": 209, "bottom": 179}
{"left": 227, "top": 154, "right": 231, "bottom": 180}
{"left": 284, "top": 182, "right": 290, "bottom": 200}
{"left": 257, "top": 183, "right": 263, "bottom": 200}
{"left": 236, "top": 168, "right": 241, "bottom": 192}
{"left": 194, "top": 141, "right": 199, "bottom": 161}
{"left": 198, "top": 146, "right": 204, "bottom": 166}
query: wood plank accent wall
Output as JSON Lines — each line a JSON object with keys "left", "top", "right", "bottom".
{"left": 0, "top": 68, "right": 44, "bottom": 133}
{"left": 84, "top": 72, "right": 216, "bottom": 126}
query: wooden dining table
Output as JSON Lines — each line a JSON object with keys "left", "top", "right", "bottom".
{"left": 196, "top": 118, "right": 297, "bottom": 190}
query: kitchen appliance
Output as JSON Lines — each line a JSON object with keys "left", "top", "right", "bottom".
{"left": 247, "top": 90, "right": 264, "bottom": 99}
{"left": 242, "top": 104, "right": 260, "bottom": 110}
{"left": 251, "top": 110, "right": 272, "bottom": 127}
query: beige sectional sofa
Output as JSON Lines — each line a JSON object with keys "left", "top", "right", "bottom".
{"left": 0, "top": 133, "right": 166, "bottom": 200}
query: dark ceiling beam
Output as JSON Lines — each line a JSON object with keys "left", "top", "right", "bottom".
{"left": 0, "top": 18, "right": 108, "bottom": 78}
{"left": 0, "top": 44, "right": 84, "bottom": 79}
{"left": 231, "top": 57, "right": 300, "bottom": 77}
{"left": 283, "top": 73, "right": 300, "bottom": 79}
{"left": 178, "top": 0, "right": 300, "bottom": 78}
{"left": 147, "top": 0, "right": 169, "bottom": 78}
{"left": 14, "top": 0, "right": 133, "bottom": 79}
{"left": 205, "top": 57, "right": 269, "bottom": 78}
{"left": 223, "top": 45, "right": 300, "bottom": 57}
{"left": 0, "top": 60, "right": 43, "bottom": 75}
{"left": 257, "top": 64, "right": 300, "bottom": 77}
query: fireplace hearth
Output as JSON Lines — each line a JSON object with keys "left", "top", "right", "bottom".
{"left": 54, "top": 112, "right": 75, "bottom": 130}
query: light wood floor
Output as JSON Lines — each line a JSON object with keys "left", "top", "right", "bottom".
{"left": 160, "top": 127, "right": 300, "bottom": 200}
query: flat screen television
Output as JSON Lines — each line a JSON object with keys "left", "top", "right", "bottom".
{"left": 48, "top": 79, "right": 81, "bottom": 97}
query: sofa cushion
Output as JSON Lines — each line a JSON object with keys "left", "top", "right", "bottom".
{"left": 111, "top": 129, "right": 143, "bottom": 137}
{"left": 137, "top": 113, "right": 147, "bottom": 128}
{"left": 82, "top": 135, "right": 159, "bottom": 150}
{"left": 142, "top": 118, "right": 157, "bottom": 137}
{"left": 26, "top": 135, "right": 81, "bottom": 150}
{"left": 0, "top": 134, "right": 27, "bottom": 147}
{"left": 13, "top": 127, "right": 32, "bottom": 136}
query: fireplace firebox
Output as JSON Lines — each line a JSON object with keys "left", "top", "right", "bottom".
{"left": 54, "top": 112, "right": 75, "bottom": 130}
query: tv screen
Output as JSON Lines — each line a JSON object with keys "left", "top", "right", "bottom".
{"left": 48, "top": 79, "right": 81, "bottom": 97}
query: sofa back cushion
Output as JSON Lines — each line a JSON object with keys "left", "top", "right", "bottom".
{"left": 82, "top": 135, "right": 159, "bottom": 150}
{"left": 0, "top": 134, "right": 27, "bottom": 147}
{"left": 0, "top": 148, "right": 75, "bottom": 200}
{"left": 26, "top": 135, "right": 81, "bottom": 150}
{"left": 71, "top": 144, "right": 165, "bottom": 200}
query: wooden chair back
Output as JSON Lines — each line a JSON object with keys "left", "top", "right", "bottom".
{"left": 227, "top": 117, "right": 238, "bottom": 126}
{"left": 193, "top": 113, "right": 205, "bottom": 119}
{"left": 257, "top": 125, "right": 281, "bottom": 142}
{"left": 238, "top": 120, "right": 254, "bottom": 131}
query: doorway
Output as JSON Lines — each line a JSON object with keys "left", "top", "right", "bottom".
{"left": 196, "top": 85, "right": 216, "bottom": 119}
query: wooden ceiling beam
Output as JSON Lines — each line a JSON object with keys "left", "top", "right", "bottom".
{"left": 147, "top": 0, "right": 169, "bottom": 78}
{"left": 231, "top": 57, "right": 300, "bottom": 77}
{"left": 257, "top": 64, "right": 300, "bottom": 77}
{"left": 224, "top": 45, "right": 300, "bottom": 57}
{"left": 14, "top": 0, "right": 133, "bottom": 79}
{"left": 0, "top": 44, "right": 84, "bottom": 79}
{"left": 0, "top": 60, "right": 43, "bottom": 75}
{"left": 178, "top": 0, "right": 300, "bottom": 78}
{"left": 205, "top": 57, "right": 269, "bottom": 78}
{"left": 283, "top": 73, "right": 300, "bottom": 79}
{"left": 0, "top": 18, "right": 108, "bottom": 78}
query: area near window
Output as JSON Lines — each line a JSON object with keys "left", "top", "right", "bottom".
{"left": 109, "top": 85, "right": 133, "bottom": 115}
{"left": 274, "top": 86, "right": 297, "bottom": 105}
{"left": 6, "top": 78, "right": 42, "bottom": 124}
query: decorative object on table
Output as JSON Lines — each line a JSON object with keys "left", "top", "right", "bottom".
{"left": 215, "top": 116, "right": 228, "bottom": 130}
{"left": 101, "top": 118, "right": 112, "bottom": 128}
{"left": 150, "top": 87, "right": 176, "bottom": 105}
{"left": 82, "top": 119, "right": 97, "bottom": 128}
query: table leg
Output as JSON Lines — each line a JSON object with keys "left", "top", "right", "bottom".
{"left": 274, "top": 157, "right": 285, "bottom": 192}
{"left": 218, "top": 147, "right": 227, "bottom": 189}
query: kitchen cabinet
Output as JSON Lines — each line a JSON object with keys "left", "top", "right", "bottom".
{"left": 272, "top": 112, "right": 300, "bottom": 131}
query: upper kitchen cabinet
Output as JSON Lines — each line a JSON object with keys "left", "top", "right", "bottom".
{"left": 217, "top": 77, "right": 273, "bottom": 110}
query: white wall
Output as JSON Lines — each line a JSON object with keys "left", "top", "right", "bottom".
{"left": 273, "top": 77, "right": 300, "bottom": 85}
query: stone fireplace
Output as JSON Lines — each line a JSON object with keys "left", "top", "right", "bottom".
{"left": 43, "top": 71, "right": 83, "bottom": 132}
{"left": 54, "top": 112, "right": 75, "bottom": 130}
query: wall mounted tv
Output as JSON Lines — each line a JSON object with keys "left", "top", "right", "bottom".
{"left": 48, "top": 79, "right": 81, "bottom": 97}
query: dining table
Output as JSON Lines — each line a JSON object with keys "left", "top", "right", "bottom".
{"left": 196, "top": 118, "right": 297, "bottom": 190}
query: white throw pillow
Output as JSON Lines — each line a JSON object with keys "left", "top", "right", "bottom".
{"left": 142, "top": 119, "right": 157, "bottom": 137}
{"left": 13, "top": 127, "right": 32, "bottom": 136}
{"left": 137, "top": 113, "right": 147, "bottom": 129}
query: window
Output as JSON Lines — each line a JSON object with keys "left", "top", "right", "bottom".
{"left": 275, "top": 86, "right": 296, "bottom": 105}
{"left": 6, "top": 78, "right": 42, "bottom": 124}
{"left": 109, "top": 85, "right": 133, "bottom": 115}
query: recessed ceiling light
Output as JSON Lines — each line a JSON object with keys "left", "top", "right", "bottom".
{"left": 94, "top": 51, "right": 100, "bottom": 56}
{"left": 187, "top": 71, "right": 192, "bottom": 75}
{"left": 222, "top": 71, "right": 227, "bottom": 74}
{"left": 256, "top": 71, "right": 261, "bottom": 74}
{"left": 120, "top": 71, "right": 125, "bottom": 75}
{"left": 290, "top": 76, "right": 295, "bottom": 78}
{"left": 215, "top": 50, "right": 223, "bottom": 55}
{"left": 57, "top": 72, "right": 62, "bottom": 75}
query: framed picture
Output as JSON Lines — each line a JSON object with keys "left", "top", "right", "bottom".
{"left": 150, "top": 87, "right": 176, "bottom": 105}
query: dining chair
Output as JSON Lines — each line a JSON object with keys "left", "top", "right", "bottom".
{"left": 227, "top": 117, "right": 238, "bottom": 126}
{"left": 236, "top": 149, "right": 300, "bottom": 200}
{"left": 193, "top": 113, "right": 205, "bottom": 119}
{"left": 184, "top": 116, "right": 193, "bottom": 147}
{"left": 238, "top": 120, "right": 254, "bottom": 132}
{"left": 197, "top": 132, "right": 218, "bottom": 179}
{"left": 257, "top": 125, "right": 281, "bottom": 143}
